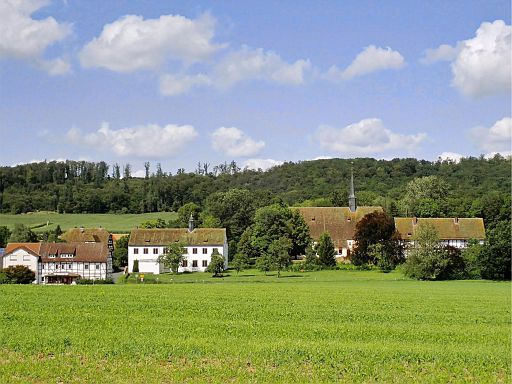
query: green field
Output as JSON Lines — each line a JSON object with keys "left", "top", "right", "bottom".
{"left": 0, "top": 212, "right": 178, "bottom": 233}
{"left": 0, "top": 270, "right": 509, "bottom": 383}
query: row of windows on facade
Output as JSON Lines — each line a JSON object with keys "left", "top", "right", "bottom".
{"left": 133, "top": 247, "right": 213, "bottom": 255}
{"left": 41, "top": 263, "right": 101, "bottom": 270}
{"left": 179, "top": 260, "right": 208, "bottom": 268}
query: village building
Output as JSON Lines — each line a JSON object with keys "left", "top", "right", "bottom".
{"left": 295, "top": 170, "right": 381, "bottom": 258}
{"left": 394, "top": 217, "right": 486, "bottom": 254}
{"left": 2, "top": 242, "right": 112, "bottom": 284}
{"left": 128, "top": 215, "right": 228, "bottom": 274}
{"left": 61, "top": 227, "right": 114, "bottom": 273}
{"left": 2, "top": 243, "right": 42, "bottom": 283}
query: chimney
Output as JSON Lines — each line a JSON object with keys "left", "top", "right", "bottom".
{"left": 188, "top": 213, "right": 195, "bottom": 232}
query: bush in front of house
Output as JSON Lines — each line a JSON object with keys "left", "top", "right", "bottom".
{"left": 1, "top": 265, "right": 35, "bottom": 284}
{"left": 76, "top": 278, "right": 114, "bottom": 285}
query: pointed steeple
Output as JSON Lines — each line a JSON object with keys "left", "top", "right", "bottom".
{"left": 348, "top": 165, "right": 357, "bottom": 212}
{"left": 188, "top": 213, "right": 195, "bottom": 232}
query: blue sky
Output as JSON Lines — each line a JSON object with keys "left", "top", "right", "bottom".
{"left": 0, "top": 0, "right": 510, "bottom": 175}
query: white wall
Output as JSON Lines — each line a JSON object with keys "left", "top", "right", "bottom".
{"left": 128, "top": 244, "right": 227, "bottom": 274}
{"left": 2, "top": 249, "right": 39, "bottom": 283}
{"left": 40, "top": 261, "right": 108, "bottom": 283}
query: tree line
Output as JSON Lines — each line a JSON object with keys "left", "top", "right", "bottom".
{"left": 0, "top": 156, "right": 509, "bottom": 219}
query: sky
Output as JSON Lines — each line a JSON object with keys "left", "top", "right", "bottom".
{"left": 0, "top": 0, "right": 510, "bottom": 175}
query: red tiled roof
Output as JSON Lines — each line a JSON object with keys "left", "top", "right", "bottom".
{"left": 4, "top": 243, "right": 42, "bottom": 256}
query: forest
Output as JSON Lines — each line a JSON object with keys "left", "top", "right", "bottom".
{"left": 1, "top": 155, "right": 509, "bottom": 219}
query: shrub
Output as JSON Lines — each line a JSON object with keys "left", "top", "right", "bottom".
{"left": 2, "top": 265, "right": 35, "bottom": 284}
{"left": 76, "top": 278, "right": 114, "bottom": 285}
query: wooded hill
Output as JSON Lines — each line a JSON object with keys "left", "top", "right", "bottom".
{"left": 0, "top": 156, "right": 510, "bottom": 221}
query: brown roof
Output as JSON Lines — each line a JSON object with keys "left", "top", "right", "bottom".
{"left": 394, "top": 218, "right": 486, "bottom": 241}
{"left": 129, "top": 228, "right": 227, "bottom": 246}
{"left": 39, "top": 242, "right": 109, "bottom": 263}
{"left": 4, "top": 243, "right": 42, "bottom": 256}
{"left": 294, "top": 206, "right": 383, "bottom": 249}
{"left": 61, "top": 228, "right": 111, "bottom": 243}
{"left": 112, "top": 234, "right": 129, "bottom": 243}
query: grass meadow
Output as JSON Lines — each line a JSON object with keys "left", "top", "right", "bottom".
{"left": 0, "top": 270, "right": 510, "bottom": 383}
{"left": 0, "top": 212, "right": 178, "bottom": 233}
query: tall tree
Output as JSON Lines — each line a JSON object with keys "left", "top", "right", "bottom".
{"left": 316, "top": 232, "right": 336, "bottom": 267}
{"left": 352, "top": 211, "right": 403, "bottom": 269}
{"left": 158, "top": 242, "right": 186, "bottom": 274}
{"left": 267, "top": 236, "right": 292, "bottom": 277}
{"left": 403, "top": 223, "right": 449, "bottom": 280}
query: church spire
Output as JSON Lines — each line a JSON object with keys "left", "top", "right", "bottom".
{"left": 348, "top": 164, "right": 357, "bottom": 212}
{"left": 188, "top": 213, "right": 195, "bottom": 232}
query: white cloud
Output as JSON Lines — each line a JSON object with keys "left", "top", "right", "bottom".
{"left": 131, "top": 170, "right": 146, "bottom": 178}
{"left": 211, "top": 127, "right": 265, "bottom": 157}
{"left": 315, "top": 118, "right": 426, "bottom": 155}
{"left": 243, "top": 158, "right": 283, "bottom": 171}
{"left": 213, "top": 46, "right": 311, "bottom": 87}
{"left": 325, "top": 45, "right": 405, "bottom": 81}
{"left": 159, "top": 73, "right": 211, "bottom": 96}
{"left": 79, "top": 13, "right": 224, "bottom": 72}
{"left": 470, "top": 117, "right": 512, "bottom": 153}
{"left": 421, "top": 44, "right": 461, "bottom": 64}
{"left": 37, "top": 57, "right": 71, "bottom": 75}
{"left": 0, "top": 0, "right": 71, "bottom": 74}
{"left": 423, "top": 20, "right": 511, "bottom": 97}
{"left": 437, "top": 152, "right": 464, "bottom": 163}
{"left": 66, "top": 122, "right": 198, "bottom": 158}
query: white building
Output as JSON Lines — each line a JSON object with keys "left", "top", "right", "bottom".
{"left": 2, "top": 242, "right": 112, "bottom": 284}
{"left": 2, "top": 243, "right": 42, "bottom": 283}
{"left": 39, "top": 242, "right": 111, "bottom": 284}
{"left": 128, "top": 217, "right": 228, "bottom": 274}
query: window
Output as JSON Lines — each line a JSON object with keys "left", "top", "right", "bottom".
{"left": 153, "top": 248, "right": 158, "bottom": 254}
{"left": 202, "top": 260, "right": 207, "bottom": 267}
{"left": 143, "top": 248, "right": 148, "bottom": 254}
{"left": 42, "top": 264, "right": 45, "bottom": 269}
{"left": 49, "top": 254, "right": 56, "bottom": 258}
{"left": 96, "top": 264, "right": 100, "bottom": 270}
{"left": 134, "top": 248, "right": 139, "bottom": 254}
{"left": 182, "top": 260, "right": 188, "bottom": 268}
{"left": 202, "top": 248, "right": 207, "bottom": 254}
{"left": 85, "top": 264, "right": 89, "bottom": 270}
{"left": 192, "top": 260, "right": 198, "bottom": 267}
{"left": 10, "top": 255, "right": 16, "bottom": 261}
{"left": 182, "top": 248, "right": 187, "bottom": 254}
{"left": 192, "top": 248, "right": 197, "bottom": 254}
{"left": 162, "top": 247, "right": 168, "bottom": 254}
{"left": 23, "top": 255, "right": 31, "bottom": 261}
{"left": 68, "top": 264, "right": 72, "bottom": 269}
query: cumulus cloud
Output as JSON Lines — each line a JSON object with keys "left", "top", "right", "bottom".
{"left": 159, "top": 73, "right": 211, "bottom": 96}
{"left": 242, "top": 158, "right": 283, "bottom": 171}
{"left": 437, "top": 152, "right": 464, "bottom": 163}
{"left": 211, "top": 127, "right": 265, "bottom": 157}
{"left": 37, "top": 57, "right": 71, "bottom": 75}
{"left": 423, "top": 20, "right": 511, "bottom": 97}
{"left": 66, "top": 122, "right": 198, "bottom": 158}
{"left": 315, "top": 118, "right": 426, "bottom": 155}
{"left": 469, "top": 117, "right": 512, "bottom": 153}
{"left": 325, "top": 45, "right": 405, "bottom": 81}
{"left": 212, "top": 46, "right": 311, "bottom": 87}
{"left": 0, "top": 0, "right": 71, "bottom": 74}
{"left": 79, "top": 13, "right": 224, "bottom": 72}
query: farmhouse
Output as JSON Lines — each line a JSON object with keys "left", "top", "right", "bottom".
{"left": 61, "top": 227, "right": 114, "bottom": 272}
{"left": 128, "top": 215, "right": 228, "bottom": 274}
{"left": 2, "top": 242, "right": 112, "bottom": 284}
{"left": 295, "top": 170, "right": 381, "bottom": 258}
{"left": 394, "top": 217, "right": 486, "bottom": 254}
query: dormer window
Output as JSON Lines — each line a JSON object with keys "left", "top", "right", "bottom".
{"left": 49, "top": 254, "right": 56, "bottom": 258}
